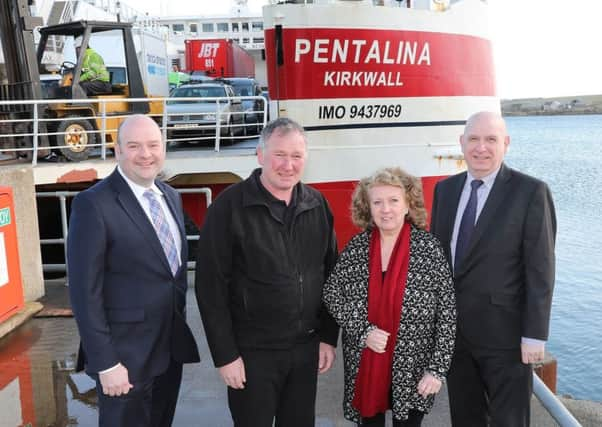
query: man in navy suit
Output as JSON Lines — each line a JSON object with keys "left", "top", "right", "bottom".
{"left": 430, "top": 111, "right": 556, "bottom": 427}
{"left": 68, "top": 114, "right": 199, "bottom": 427}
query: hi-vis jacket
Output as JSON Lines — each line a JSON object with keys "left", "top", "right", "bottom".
{"left": 81, "top": 48, "right": 110, "bottom": 83}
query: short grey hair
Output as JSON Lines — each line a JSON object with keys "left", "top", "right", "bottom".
{"left": 258, "top": 117, "right": 307, "bottom": 150}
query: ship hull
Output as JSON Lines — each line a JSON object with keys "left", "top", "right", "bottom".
{"left": 259, "top": 0, "right": 499, "bottom": 243}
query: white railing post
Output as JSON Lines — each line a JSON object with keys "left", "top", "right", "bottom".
{"left": 263, "top": 95, "right": 268, "bottom": 128}
{"left": 32, "top": 101, "right": 39, "bottom": 166}
{"left": 59, "top": 194, "right": 69, "bottom": 276}
{"left": 101, "top": 100, "right": 107, "bottom": 160}
{"left": 215, "top": 98, "right": 221, "bottom": 152}
{"left": 162, "top": 98, "right": 168, "bottom": 143}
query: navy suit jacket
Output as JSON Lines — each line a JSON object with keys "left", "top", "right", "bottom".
{"left": 67, "top": 169, "right": 199, "bottom": 381}
{"left": 430, "top": 163, "right": 556, "bottom": 349}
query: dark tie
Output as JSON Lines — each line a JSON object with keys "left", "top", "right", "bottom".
{"left": 454, "top": 179, "right": 484, "bottom": 272}
{"left": 144, "top": 190, "right": 180, "bottom": 276}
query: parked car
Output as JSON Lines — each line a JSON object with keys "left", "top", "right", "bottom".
{"left": 189, "top": 71, "right": 214, "bottom": 83}
{"left": 220, "top": 77, "right": 265, "bottom": 134}
{"left": 166, "top": 82, "right": 245, "bottom": 144}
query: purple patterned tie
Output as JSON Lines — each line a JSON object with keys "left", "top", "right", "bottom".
{"left": 454, "top": 179, "right": 483, "bottom": 273}
{"left": 144, "top": 190, "right": 180, "bottom": 276}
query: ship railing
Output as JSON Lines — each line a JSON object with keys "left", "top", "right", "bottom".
{"left": 533, "top": 372, "right": 582, "bottom": 426}
{"left": 59, "top": 0, "right": 75, "bottom": 27}
{"left": 89, "top": 0, "right": 146, "bottom": 23}
{"left": 267, "top": 0, "right": 462, "bottom": 10}
{"left": 164, "top": 94, "right": 267, "bottom": 150}
{"left": 43, "top": 0, "right": 75, "bottom": 53}
{"left": 0, "top": 95, "right": 268, "bottom": 164}
{"left": 37, "top": 187, "right": 212, "bottom": 274}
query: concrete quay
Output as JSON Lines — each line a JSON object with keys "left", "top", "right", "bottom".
{"left": 1, "top": 278, "right": 601, "bottom": 426}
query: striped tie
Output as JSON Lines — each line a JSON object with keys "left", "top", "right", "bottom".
{"left": 144, "top": 190, "right": 180, "bottom": 276}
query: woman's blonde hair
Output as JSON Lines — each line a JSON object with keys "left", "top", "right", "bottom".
{"left": 351, "top": 167, "right": 427, "bottom": 230}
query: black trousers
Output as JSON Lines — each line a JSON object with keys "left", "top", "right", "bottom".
{"left": 227, "top": 337, "right": 320, "bottom": 427}
{"left": 447, "top": 332, "right": 532, "bottom": 427}
{"left": 359, "top": 410, "right": 425, "bottom": 427}
{"left": 80, "top": 80, "right": 112, "bottom": 96}
{"left": 96, "top": 359, "right": 183, "bottom": 427}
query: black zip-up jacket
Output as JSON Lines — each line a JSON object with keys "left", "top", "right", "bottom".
{"left": 195, "top": 169, "right": 339, "bottom": 367}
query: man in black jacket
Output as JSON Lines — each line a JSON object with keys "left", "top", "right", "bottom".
{"left": 195, "top": 117, "right": 339, "bottom": 427}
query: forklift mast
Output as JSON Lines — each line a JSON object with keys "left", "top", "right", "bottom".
{"left": 0, "top": 0, "right": 44, "bottom": 101}
{"left": 0, "top": 0, "right": 49, "bottom": 159}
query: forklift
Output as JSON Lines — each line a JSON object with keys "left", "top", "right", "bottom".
{"left": 0, "top": 0, "right": 161, "bottom": 161}
{"left": 37, "top": 20, "right": 157, "bottom": 161}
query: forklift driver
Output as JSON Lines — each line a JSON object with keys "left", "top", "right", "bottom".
{"left": 74, "top": 36, "right": 112, "bottom": 96}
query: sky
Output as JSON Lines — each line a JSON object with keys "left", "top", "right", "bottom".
{"left": 123, "top": 0, "right": 601, "bottom": 99}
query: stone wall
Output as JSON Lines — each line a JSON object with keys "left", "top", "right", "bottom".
{"left": 0, "top": 165, "right": 44, "bottom": 301}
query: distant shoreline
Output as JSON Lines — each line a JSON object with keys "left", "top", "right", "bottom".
{"left": 501, "top": 94, "right": 602, "bottom": 117}
{"left": 502, "top": 110, "right": 602, "bottom": 117}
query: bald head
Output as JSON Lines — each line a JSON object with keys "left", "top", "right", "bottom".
{"left": 117, "top": 114, "right": 162, "bottom": 147}
{"left": 464, "top": 111, "right": 507, "bottom": 137}
{"left": 460, "top": 111, "right": 510, "bottom": 179}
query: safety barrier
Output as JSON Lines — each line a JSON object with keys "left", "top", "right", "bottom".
{"left": 37, "top": 187, "right": 212, "bottom": 274}
{"left": 0, "top": 95, "right": 267, "bottom": 163}
{"left": 533, "top": 373, "right": 582, "bottom": 426}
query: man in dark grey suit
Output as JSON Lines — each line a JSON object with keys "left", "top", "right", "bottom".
{"left": 430, "top": 111, "right": 556, "bottom": 427}
{"left": 68, "top": 114, "right": 199, "bottom": 426}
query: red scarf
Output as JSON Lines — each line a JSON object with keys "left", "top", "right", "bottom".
{"left": 352, "top": 221, "right": 411, "bottom": 417}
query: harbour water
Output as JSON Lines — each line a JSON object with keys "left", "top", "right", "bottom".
{"left": 504, "top": 114, "right": 602, "bottom": 401}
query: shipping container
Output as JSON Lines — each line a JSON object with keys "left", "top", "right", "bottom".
{"left": 184, "top": 39, "right": 254, "bottom": 78}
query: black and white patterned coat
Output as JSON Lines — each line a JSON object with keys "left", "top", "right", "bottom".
{"left": 323, "top": 227, "right": 456, "bottom": 422}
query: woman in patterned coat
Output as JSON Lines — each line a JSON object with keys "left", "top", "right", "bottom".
{"left": 323, "top": 167, "right": 456, "bottom": 427}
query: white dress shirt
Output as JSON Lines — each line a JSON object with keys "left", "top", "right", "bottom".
{"left": 117, "top": 166, "right": 182, "bottom": 264}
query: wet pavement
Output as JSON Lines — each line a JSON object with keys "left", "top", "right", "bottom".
{"left": 0, "top": 277, "right": 598, "bottom": 426}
